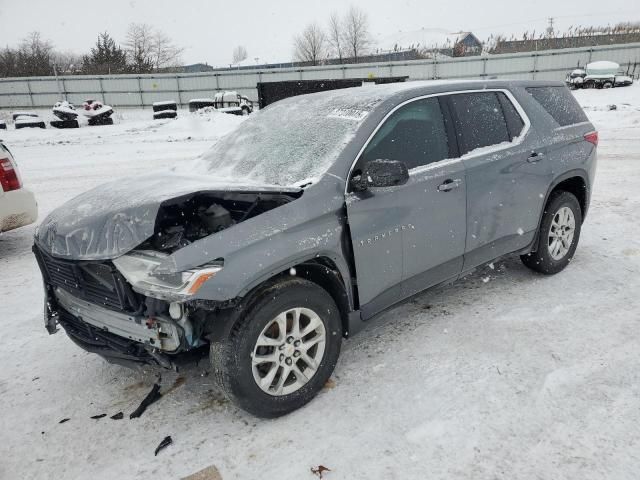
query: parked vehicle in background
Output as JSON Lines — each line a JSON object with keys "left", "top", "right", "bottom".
{"left": 189, "top": 92, "right": 254, "bottom": 115}
{"left": 566, "top": 61, "right": 634, "bottom": 89}
{"left": 565, "top": 68, "right": 587, "bottom": 89}
{"left": 0, "top": 141, "right": 37, "bottom": 232}
{"left": 213, "top": 91, "right": 254, "bottom": 115}
{"left": 33, "top": 80, "right": 597, "bottom": 418}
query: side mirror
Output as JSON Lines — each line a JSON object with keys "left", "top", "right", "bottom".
{"left": 350, "top": 159, "right": 409, "bottom": 191}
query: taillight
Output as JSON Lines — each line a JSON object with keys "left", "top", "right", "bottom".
{"left": 584, "top": 131, "right": 599, "bottom": 146}
{"left": 0, "top": 156, "right": 22, "bottom": 192}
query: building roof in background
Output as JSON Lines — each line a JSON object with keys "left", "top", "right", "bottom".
{"left": 376, "top": 28, "right": 479, "bottom": 51}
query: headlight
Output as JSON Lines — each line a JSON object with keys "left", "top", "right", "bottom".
{"left": 113, "top": 250, "right": 222, "bottom": 300}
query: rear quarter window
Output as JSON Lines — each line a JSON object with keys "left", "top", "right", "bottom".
{"left": 497, "top": 92, "right": 525, "bottom": 140}
{"left": 526, "top": 86, "right": 588, "bottom": 127}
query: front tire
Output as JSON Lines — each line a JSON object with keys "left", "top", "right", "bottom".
{"left": 211, "top": 278, "right": 342, "bottom": 418}
{"left": 521, "top": 191, "right": 582, "bottom": 274}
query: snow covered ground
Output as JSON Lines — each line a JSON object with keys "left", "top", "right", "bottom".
{"left": 1, "top": 86, "right": 639, "bottom": 480}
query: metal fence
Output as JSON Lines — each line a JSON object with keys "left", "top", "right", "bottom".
{"left": 1, "top": 42, "right": 639, "bottom": 109}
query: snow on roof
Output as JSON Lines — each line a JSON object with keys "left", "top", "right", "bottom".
{"left": 229, "top": 57, "right": 265, "bottom": 68}
{"left": 153, "top": 100, "right": 177, "bottom": 106}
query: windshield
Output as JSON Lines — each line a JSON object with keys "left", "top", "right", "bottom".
{"left": 192, "top": 89, "right": 379, "bottom": 186}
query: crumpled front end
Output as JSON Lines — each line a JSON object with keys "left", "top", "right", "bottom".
{"left": 32, "top": 172, "right": 302, "bottom": 367}
{"left": 33, "top": 244, "right": 192, "bottom": 368}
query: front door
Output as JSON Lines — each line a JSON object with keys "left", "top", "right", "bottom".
{"left": 346, "top": 96, "right": 466, "bottom": 318}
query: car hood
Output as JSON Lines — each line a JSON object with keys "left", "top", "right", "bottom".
{"left": 35, "top": 172, "right": 301, "bottom": 260}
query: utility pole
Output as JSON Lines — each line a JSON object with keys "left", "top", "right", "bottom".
{"left": 53, "top": 63, "right": 62, "bottom": 100}
{"left": 546, "top": 17, "right": 555, "bottom": 38}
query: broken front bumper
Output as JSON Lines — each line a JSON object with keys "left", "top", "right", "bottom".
{"left": 54, "top": 287, "right": 181, "bottom": 352}
{"left": 50, "top": 287, "right": 182, "bottom": 369}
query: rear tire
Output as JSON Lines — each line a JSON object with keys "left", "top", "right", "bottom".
{"left": 210, "top": 278, "right": 342, "bottom": 418}
{"left": 521, "top": 191, "right": 582, "bottom": 274}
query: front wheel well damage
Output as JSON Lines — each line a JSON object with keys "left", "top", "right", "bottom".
{"left": 204, "top": 257, "right": 352, "bottom": 343}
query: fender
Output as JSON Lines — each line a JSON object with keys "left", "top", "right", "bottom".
{"left": 234, "top": 249, "right": 356, "bottom": 311}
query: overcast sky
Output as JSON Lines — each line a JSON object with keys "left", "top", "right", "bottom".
{"left": 0, "top": 0, "right": 638, "bottom": 66}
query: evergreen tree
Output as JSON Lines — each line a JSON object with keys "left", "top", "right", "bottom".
{"left": 82, "top": 32, "right": 128, "bottom": 74}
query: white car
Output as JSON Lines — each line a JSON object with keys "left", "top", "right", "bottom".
{"left": 0, "top": 141, "right": 37, "bottom": 232}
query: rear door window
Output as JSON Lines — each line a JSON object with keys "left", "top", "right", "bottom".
{"left": 360, "top": 97, "right": 450, "bottom": 170}
{"left": 449, "top": 92, "right": 510, "bottom": 155}
{"left": 525, "top": 86, "right": 588, "bottom": 126}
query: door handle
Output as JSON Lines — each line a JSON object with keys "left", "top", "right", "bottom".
{"left": 527, "top": 151, "right": 545, "bottom": 163}
{"left": 437, "top": 178, "right": 461, "bottom": 192}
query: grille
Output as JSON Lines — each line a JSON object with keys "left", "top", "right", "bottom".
{"left": 34, "top": 246, "right": 142, "bottom": 313}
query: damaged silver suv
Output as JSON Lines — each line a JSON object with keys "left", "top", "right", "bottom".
{"left": 34, "top": 80, "right": 597, "bottom": 417}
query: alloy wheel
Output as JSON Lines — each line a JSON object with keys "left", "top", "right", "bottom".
{"left": 548, "top": 206, "right": 575, "bottom": 260}
{"left": 251, "top": 307, "right": 326, "bottom": 396}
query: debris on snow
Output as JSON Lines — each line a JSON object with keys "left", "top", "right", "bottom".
{"left": 130, "top": 383, "right": 162, "bottom": 419}
{"left": 324, "top": 378, "right": 336, "bottom": 389}
{"left": 310, "top": 465, "right": 331, "bottom": 479}
{"left": 58, "top": 418, "right": 70, "bottom": 424}
{"left": 164, "top": 376, "right": 186, "bottom": 396}
{"left": 90, "top": 414, "right": 107, "bottom": 420}
{"left": 181, "top": 464, "right": 223, "bottom": 480}
{"left": 110, "top": 412, "right": 124, "bottom": 420}
{"left": 154, "top": 436, "right": 173, "bottom": 456}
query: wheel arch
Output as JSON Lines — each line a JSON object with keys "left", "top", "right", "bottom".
{"left": 257, "top": 257, "right": 352, "bottom": 337}
{"left": 217, "top": 254, "right": 354, "bottom": 339}
{"left": 529, "top": 170, "right": 589, "bottom": 253}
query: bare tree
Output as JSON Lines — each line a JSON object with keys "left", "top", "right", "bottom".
{"left": 124, "top": 23, "right": 154, "bottom": 73}
{"left": 293, "top": 22, "right": 327, "bottom": 65}
{"left": 343, "top": 6, "right": 371, "bottom": 62}
{"left": 16, "top": 32, "right": 54, "bottom": 76}
{"left": 124, "top": 23, "right": 183, "bottom": 72}
{"left": 232, "top": 45, "right": 248, "bottom": 64}
{"left": 327, "top": 12, "right": 344, "bottom": 63}
{"left": 53, "top": 51, "right": 82, "bottom": 74}
{"left": 150, "top": 30, "right": 183, "bottom": 70}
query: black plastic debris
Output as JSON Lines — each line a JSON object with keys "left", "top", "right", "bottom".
{"left": 130, "top": 383, "right": 162, "bottom": 419}
{"left": 154, "top": 436, "right": 172, "bottom": 456}
{"left": 58, "top": 418, "right": 70, "bottom": 424}
{"left": 90, "top": 414, "right": 107, "bottom": 420}
{"left": 110, "top": 412, "right": 124, "bottom": 420}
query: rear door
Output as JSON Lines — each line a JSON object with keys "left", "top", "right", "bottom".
{"left": 447, "top": 90, "right": 552, "bottom": 269}
{"left": 346, "top": 96, "right": 466, "bottom": 317}
{"left": 524, "top": 85, "right": 594, "bottom": 179}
